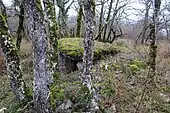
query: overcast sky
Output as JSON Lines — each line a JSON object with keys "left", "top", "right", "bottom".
{"left": 3, "top": 0, "right": 12, "bottom": 6}
{"left": 2, "top": 0, "right": 145, "bottom": 21}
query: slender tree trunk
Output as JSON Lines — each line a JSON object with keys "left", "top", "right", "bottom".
{"left": 166, "top": 28, "right": 169, "bottom": 40}
{"left": 82, "top": 0, "right": 99, "bottom": 111}
{"left": 56, "top": 0, "right": 71, "bottom": 37}
{"left": 98, "top": 0, "right": 105, "bottom": 41}
{"left": 149, "top": 0, "right": 161, "bottom": 74}
{"left": 141, "top": 0, "right": 150, "bottom": 44}
{"left": 16, "top": 0, "right": 25, "bottom": 50}
{"left": 106, "top": 0, "right": 120, "bottom": 42}
{"left": 25, "top": 0, "right": 50, "bottom": 112}
{"left": 76, "top": 4, "right": 83, "bottom": 37}
{"left": 0, "top": 0, "right": 26, "bottom": 101}
{"left": 103, "top": 0, "right": 113, "bottom": 41}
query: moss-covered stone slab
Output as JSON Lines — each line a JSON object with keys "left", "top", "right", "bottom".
{"left": 58, "top": 38, "right": 122, "bottom": 73}
{"left": 58, "top": 38, "right": 120, "bottom": 59}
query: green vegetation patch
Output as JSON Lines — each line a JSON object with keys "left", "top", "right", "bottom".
{"left": 128, "top": 59, "right": 147, "bottom": 74}
{"left": 58, "top": 38, "right": 121, "bottom": 58}
{"left": 50, "top": 72, "right": 92, "bottom": 112}
{"left": 130, "top": 59, "right": 146, "bottom": 69}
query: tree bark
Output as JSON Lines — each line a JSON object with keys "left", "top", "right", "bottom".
{"left": 106, "top": 0, "right": 120, "bottom": 42}
{"left": 76, "top": 4, "right": 83, "bottom": 37}
{"left": 141, "top": 0, "right": 150, "bottom": 44}
{"left": 24, "top": 0, "right": 50, "bottom": 112}
{"left": 43, "top": 0, "right": 58, "bottom": 83}
{"left": 56, "top": 0, "right": 74, "bottom": 37}
{"left": 103, "top": 0, "right": 114, "bottom": 41}
{"left": 16, "top": 0, "right": 25, "bottom": 50}
{"left": 98, "top": 0, "right": 105, "bottom": 41}
{"left": 148, "top": 0, "right": 161, "bottom": 74}
{"left": 0, "top": 0, "right": 26, "bottom": 101}
{"left": 82, "top": 0, "right": 99, "bottom": 111}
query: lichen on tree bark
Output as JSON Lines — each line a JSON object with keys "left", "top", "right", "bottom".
{"left": 43, "top": 0, "right": 58, "bottom": 54}
{"left": 25, "top": 0, "right": 50, "bottom": 112}
{"left": 81, "top": 0, "right": 99, "bottom": 111}
{"left": 148, "top": 0, "right": 161, "bottom": 74}
{"left": 42, "top": 0, "right": 59, "bottom": 85}
{"left": 0, "top": 0, "right": 26, "bottom": 101}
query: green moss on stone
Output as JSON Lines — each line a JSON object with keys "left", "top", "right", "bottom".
{"left": 58, "top": 38, "right": 120, "bottom": 58}
{"left": 58, "top": 38, "right": 84, "bottom": 57}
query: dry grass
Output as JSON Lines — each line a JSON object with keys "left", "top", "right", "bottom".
{"left": 91, "top": 39, "right": 170, "bottom": 113}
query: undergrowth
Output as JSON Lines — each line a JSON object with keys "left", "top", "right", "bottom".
{"left": 1, "top": 39, "right": 170, "bottom": 113}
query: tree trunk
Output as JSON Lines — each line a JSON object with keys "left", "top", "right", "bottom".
{"left": 141, "top": 0, "right": 150, "bottom": 44}
{"left": 148, "top": 0, "right": 161, "bottom": 74}
{"left": 43, "top": 0, "right": 58, "bottom": 82}
{"left": 16, "top": 0, "right": 25, "bottom": 50}
{"left": 82, "top": 0, "right": 99, "bottom": 111}
{"left": 98, "top": 0, "right": 105, "bottom": 41}
{"left": 0, "top": 0, "right": 26, "bottom": 101}
{"left": 103, "top": 0, "right": 113, "bottom": 41}
{"left": 106, "top": 0, "right": 120, "bottom": 42}
{"left": 76, "top": 4, "right": 83, "bottom": 37}
{"left": 25, "top": 0, "right": 50, "bottom": 112}
{"left": 57, "top": 0, "right": 72, "bottom": 37}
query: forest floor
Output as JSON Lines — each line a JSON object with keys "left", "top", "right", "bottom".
{"left": 1, "top": 38, "right": 170, "bottom": 113}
